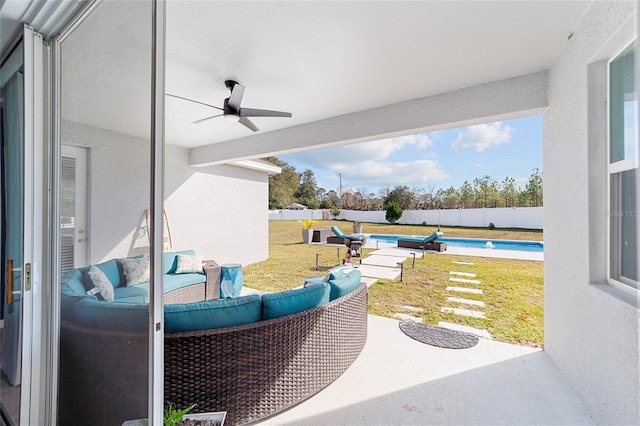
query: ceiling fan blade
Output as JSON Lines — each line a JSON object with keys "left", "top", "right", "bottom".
{"left": 193, "top": 113, "right": 223, "bottom": 124}
{"left": 227, "top": 82, "right": 245, "bottom": 112}
{"left": 238, "top": 116, "right": 259, "bottom": 132}
{"left": 166, "top": 93, "right": 223, "bottom": 111}
{"left": 239, "top": 107, "right": 292, "bottom": 118}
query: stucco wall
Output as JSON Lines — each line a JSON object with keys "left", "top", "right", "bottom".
{"left": 544, "top": 1, "right": 639, "bottom": 424}
{"left": 62, "top": 120, "right": 268, "bottom": 266}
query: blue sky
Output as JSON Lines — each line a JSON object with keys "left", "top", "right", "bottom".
{"left": 278, "top": 115, "right": 543, "bottom": 195}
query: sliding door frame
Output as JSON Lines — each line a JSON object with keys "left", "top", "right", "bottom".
{"left": 51, "top": 0, "right": 166, "bottom": 423}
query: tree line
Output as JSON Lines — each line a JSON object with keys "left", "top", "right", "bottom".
{"left": 266, "top": 157, "right": 543, "bottom": 211}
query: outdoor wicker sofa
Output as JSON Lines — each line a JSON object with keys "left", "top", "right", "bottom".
{"left": 58, "top": 281, "right": 368, "bottom": 425}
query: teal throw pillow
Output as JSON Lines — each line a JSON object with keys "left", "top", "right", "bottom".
{"left": 261, "top": 283, "right": 330, "bottom": 320}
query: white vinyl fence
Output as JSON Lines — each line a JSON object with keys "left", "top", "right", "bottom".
{"left": 269, "top": 207, "right": 543, "bottom": 230}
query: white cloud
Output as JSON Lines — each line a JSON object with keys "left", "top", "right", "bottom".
{"left": 283, "top": 133, "right": 434, "bottom": 169}
{"left": 451, "top": 121, "right": 513, "bottom": 152}
{"left": 337, "top": 159, "right": 450, "bottom": 187}
{"left": 415, "top": 133, "right": 434, "bottom": 150}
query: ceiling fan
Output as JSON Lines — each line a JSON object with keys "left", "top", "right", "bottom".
{"left": 166, "top": 80, "right": 292, "bottom": 132}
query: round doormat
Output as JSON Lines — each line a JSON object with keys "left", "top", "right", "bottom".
{"left": 399, "top": 320, "right": 479, "bottom": 349}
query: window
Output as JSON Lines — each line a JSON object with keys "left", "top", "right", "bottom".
{"left": 609, "top": 41, "right": 638, "bottom": 290}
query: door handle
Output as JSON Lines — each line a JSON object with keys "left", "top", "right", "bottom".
{"left": 7, "top": 259, "right": 12, "bottom": 305}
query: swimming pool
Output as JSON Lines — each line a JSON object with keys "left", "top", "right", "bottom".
{"left": 369, "top": 234, "right": 544, "bottom": 252}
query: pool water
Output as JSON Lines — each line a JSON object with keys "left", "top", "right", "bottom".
{"left": 369, "top": 234, "right": 544, "bottom": 253}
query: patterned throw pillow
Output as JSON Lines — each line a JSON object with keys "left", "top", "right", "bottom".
{"left": 120, "top": 257, "right": 150, "bottom": 287}
{"left": 175, "top": 254, "right": 204, "bottom": 274}
{"left": 86, "top": 265, "right": 115, "bottom": 302}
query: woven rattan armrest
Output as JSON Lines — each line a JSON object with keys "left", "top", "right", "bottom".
{"left": 203, "top": 259, "right": 221, "bottom": 300}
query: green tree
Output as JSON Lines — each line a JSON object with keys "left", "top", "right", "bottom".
{"left": 473, "top": 175, "right": 499, "bottom": 208}
{"left": 459, "top": 181, "right": 474, "bottom": 209}
{"left": 385, "top": 201, "right": 403, "bottom": 223}
{"left": 438, "top": 186, "right": 460, "bottom": 209}
{"left": 501, "top": 177, "right": 518, "bottom": 207}
{"left": 384, "top": 185, "right": 415, "bottom": 210}
{"left": 295, "top": 169, "right": 319, "bottom": 201}
{"left": 265, "top": 157, "right": 299, "bottom": 209}
{"left": 525, "top": 168, "right": 543, "bottom": 207}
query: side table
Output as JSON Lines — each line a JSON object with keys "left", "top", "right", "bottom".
{"left": 220, "top": 263, "right": 244, "bottom": 298}
{"left": 312, "top": 228, "right": 331, "bottom": 242}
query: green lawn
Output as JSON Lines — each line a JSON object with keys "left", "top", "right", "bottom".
{"left": 244, "top": 220, "right": 544, "bottom": 347}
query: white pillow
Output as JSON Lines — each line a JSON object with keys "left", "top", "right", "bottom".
{"left": 175, "top": 254, "right": 204, "bottom": 274}
{"left": 86, "top": 265, "right": 115, "bottom": 302}
{"left": 120, "top": 257, "right": 150, "bottom": 287}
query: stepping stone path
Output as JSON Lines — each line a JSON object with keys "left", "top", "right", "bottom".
{"left": 439, "top": 260, "right": 492, "bottom": 339}
{"left": 393, "top": 313, "right": 424, "bottom": 323}
{"left": 378, "top": 253, "right": 491, "bottom": 339}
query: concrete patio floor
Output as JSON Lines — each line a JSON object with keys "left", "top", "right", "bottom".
{"left": 258, "top": 315, "right": 593, "bottom": 425}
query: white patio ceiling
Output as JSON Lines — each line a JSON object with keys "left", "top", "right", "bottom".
{"left": 4, "top": 1, "right": 591, "bottom": 161}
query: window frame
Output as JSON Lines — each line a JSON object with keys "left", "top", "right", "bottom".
{"left": 607, "top": 38, "right": 639, "bottom": 294}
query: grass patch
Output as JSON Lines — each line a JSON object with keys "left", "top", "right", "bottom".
{"left": 244, "top": 220, "right": 544, "bottom": 347}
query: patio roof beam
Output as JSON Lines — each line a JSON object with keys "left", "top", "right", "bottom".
{"left": 189, "top": 70, "right": 548, "bottom": 167}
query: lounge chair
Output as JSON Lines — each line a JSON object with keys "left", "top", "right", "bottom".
{"left": 397, "top": 231, "right": 447, "bottom": 251}
{"left": 326, "top": 225, "right": 365, "bottom": 245}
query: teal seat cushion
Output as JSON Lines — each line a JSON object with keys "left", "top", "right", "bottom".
{"left": 261, "top": 283, "right": 330, "bottom": 320}
{"left": 164, "top": 295, "right": 262, "bottom": 332}
{"left": 163, "top": 250, "right": 196, "bottom": 274}
{"left": 72, "top": 297, "right": 148, "bottom": 331}
{"left": 328, "top": 270, "right": 361, "bottom": 300}
{"left": 113, "top": 286, "right": 149, "bottom": 303}
{"left": 164, "top": 273, "right": 205, "bottom": 293}
{"left": 398, "top": 236, "right": 424, "bottom": 243}
{"left": 399, "top": 232, "right": 443, "bottom": 244}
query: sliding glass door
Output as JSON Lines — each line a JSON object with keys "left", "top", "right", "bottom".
{"left": 0, "top": 26, "right": 46, "bottom": 426}
{"left": 55, "top": 1, "right": 161, "bottom": 424}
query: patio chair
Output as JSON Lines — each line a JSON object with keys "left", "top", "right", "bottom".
{"left": 326, "top": 225, "right": 365, "bottom": 245}
{"left": 326, "top": 225, "right": 347, "bottom": 244}
{"left": 397, "top": 231, "right": 446, "bottom": 251}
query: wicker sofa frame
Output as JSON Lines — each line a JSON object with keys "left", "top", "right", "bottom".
{"left": 58, "top": 282, "right": 368, "bottom": 426}
{"left": 397, "top": 240, "right": 448, "bottom": 252}
{"left": 165, "top": 259, "right": 222, "bottom": 303}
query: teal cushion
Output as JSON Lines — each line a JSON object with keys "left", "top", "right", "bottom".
{"left": 328, "top": 270, "right": 362, "bottom": 300}
{"left": 164, "top": 273, "right": 205, "bottom": 293}
{"left": 423, "top": 231, "right": 443, "bottom": 243}
{"left": 61, "top": 268, "right": 87, "bottom": 296}
{"left": 164, "top": 295, "right": 262, "bottom": 332}
{"left": 331, "top": 225, "right": 346, "bottom": 238}
{"left": 94, "top": 259, "right": 122, "bottom": 287}
{"left": 398, "top": 236, "right": 424, "bottom": 243}
{"left": 328, "top": 269, "right": 344, "bottom": 280}
{"left": 261, "top": 283, "right": 330, "bottom": 320}
{"left": 72, "top": 298, "right": 148, "bottom": 331}
{"left": 163, "top": 250, "right": 196, "bottom": 274}
{"left": 113, "top": 285, "right": 149, "bottom": 303}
